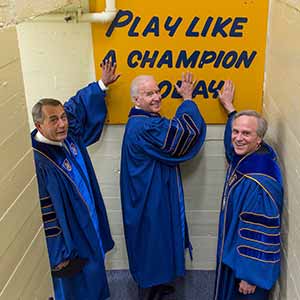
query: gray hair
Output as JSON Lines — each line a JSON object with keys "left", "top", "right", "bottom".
{"left": 32, "top": 98, "right": 63, "bottom": 123}
{"left": 130, "top": 75, "right": 155, "bottom": 102}
{"left": 234, "top": 110, "right": 268, "bottom": 138}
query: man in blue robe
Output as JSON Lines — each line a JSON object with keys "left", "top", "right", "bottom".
{"left": 214, "top": 81, "right": 284, "bottom": 300}
{"left": 31, "top": 60, "right": 120, "bottom": 300}
{"left": 120, "top": 72, "right": 207, "bottom": 299}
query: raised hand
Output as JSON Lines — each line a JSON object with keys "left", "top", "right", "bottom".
{"left": 175, "top": 72, "right": 196, "bottom": 101}
{"left": 100, "top": 59, "right": 121, "bottom": 86}
{"left": 218, "top": 80, "right": 235, "bottom": 114}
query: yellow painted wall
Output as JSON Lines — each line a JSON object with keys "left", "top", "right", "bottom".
{"left": 91, "top": 0, "right": 269, "bottom": 124}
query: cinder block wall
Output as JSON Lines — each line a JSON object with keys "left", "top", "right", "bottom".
{"left": 0, "top": 26, "right": 53, "bottom": 300}
{"left": 0, "top": 1, "right": 76, "bottom": 299}
{"left": 264, "top": 0, "right": 300, "bottom": 299}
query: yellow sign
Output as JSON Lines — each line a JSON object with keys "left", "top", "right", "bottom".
{"left": 90, "top": 0, "right": 268, "bottom": 124}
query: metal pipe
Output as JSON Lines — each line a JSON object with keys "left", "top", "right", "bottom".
{"left": 79, "top": 12, "right": 117, "bottom": 23}
{"left": 104, "top": 0, "right": 116, "bottom": 12}
{"left": 29, "top": 0, "right": 117, "bottom": 23}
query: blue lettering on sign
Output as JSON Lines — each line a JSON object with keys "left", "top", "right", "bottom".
{"left": 208, "top": 80, "right": 225, "bottom": 98}
{"left": 158, "top": 80, "right": 224, "bottom": 99}
{"left": 143, "top": 16, "right": 160, "bottom": 36}
{"left": 186, "top": 17, "right": 200, "bottom": 37}
{"left": 105, "top": 49, "right": 256, "bottom": 70}
{"left": 212, "top": 17, "right": 232, "bottom": 37}
{"left": 175, "top": 51, "right": 200, "bottom": 68}
{"left": 127, "top": 50, "right": 142, "bottom": 67}
{"left": 236, "top": 51, "right": 257, "bottom": 68}
{"left": 230, "top": 17, "right": 248, "bottom": 37}
{"left": 102, "top": 49, "right": 116, "bottom": 65}
{"left": 193, "top": 81, "right": 210, "bottom": 98}
{"left": 165, "top": 16, "right": 183, "bottom": 37}
{"left": 222, "top": 51, "right": 238, "bottom": 68}
{"left": 159, "top": 80, "right": 172, "bottom": 98}
{"left": 198, "top": 51, "right": 217, "bottom": 68}
{"left": 106, "top": 10, "right": 133, "bottom": 37}
{"left": 105, "top": 10, "right": 248, "bottom": 38}
{"left": 201, "top": 17, "right": 213, "bottom": 37}
{"left": 214, "top": 51, "right": 225, "bottom": 68}
{"left": 157, "top": 50, "right": 173, "bottom": 68}
{"left": 102, "top": 11, "right": 256, "bottom": 102}
{"left": 140, "top": 50, "right": 159, "bottom": 68}
{"left": 128, "top": 16, "right": 141, "bottom": 36}
{"left": 125, "top": 49, "right": 257, "bottom": 69}
{"left": 172, "top": 81, "right": 182, "bottom": 98}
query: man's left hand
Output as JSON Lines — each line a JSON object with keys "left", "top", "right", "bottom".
{"left": 175, "top": 72, "right": 196, "bottom": 100}
{"left": 239, "top": 280, "right": 256, "bottom": 295}
{"left": 218, "top": 80, "right": 235, "bottom": 114}
{"left": 101, "top": 60, "right": 121, "bottom": 86}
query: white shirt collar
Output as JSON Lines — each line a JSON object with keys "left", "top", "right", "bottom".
{"left": 35, "top": 130, "right": 63, "bottom": 147}
{"left": 98, "top": 79, "right": 108, "bottom": 91}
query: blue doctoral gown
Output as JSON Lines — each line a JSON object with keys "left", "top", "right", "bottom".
{"left": 214, "top": 113, "right": 284, "bottom": 300}
{"left": 120, "top": 100, "right": 206, "bottom": 288}
{"left": 32, "top": 82, "right": 114, "bottom": 300}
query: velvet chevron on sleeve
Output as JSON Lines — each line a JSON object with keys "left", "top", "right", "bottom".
{"left": 129, "top": 100, "right": 206, "bottom": 165}
{"left": 31, "top": 82, "right": 113, "bottom": 300}
{"left": 214, "top": 142, "right": 283, "bottom": 300}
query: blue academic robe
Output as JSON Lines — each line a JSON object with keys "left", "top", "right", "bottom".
{"left": 214, "top": 113, "right": 284, "bottom": 300}
{"left": 32, "top": 82, "right": 114, "bottom": 300}
{"left": 120, "top": 100, "right": 207, "bottom": 288}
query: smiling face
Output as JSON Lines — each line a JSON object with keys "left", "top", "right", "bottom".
{"left": 35, "top": 104, "right": 68, "bottom": 142}
{"left": 231, "top": 115, "right": 262, "bottom": 156}
{"left": 134, "top": 78, "right": 162, "bottom": 113}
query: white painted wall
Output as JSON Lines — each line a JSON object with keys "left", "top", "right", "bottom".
{"left": 264, "top": 0, "right": 300, "bottom": 299}
{"left": 0, "top": 0, "right": 81, "bottom": 299}
{"left": 0, "top": 26, "right": 53, "bottom": 300}
{"left": 17, "top": 22, "right": 96, "bottom": 127}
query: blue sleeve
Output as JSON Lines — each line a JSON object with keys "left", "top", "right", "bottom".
{"left": 36, "top": 165, "right": 78, "bottom": 269}
{"left": 64, "top": 82, "right": 107, "bottom": 147}
{"left": 135, "top": 100, "right": 206, "bottom": 165}
{"left": 224, "top": 111, "right": 236, "bottom": 163}
{"left": 223, "top": 178, "right": 281, "bottom": 290}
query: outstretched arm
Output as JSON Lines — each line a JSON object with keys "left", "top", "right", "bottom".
{"left": 218, "top": 80, "right": 235, "bottom": 114}
{"left": 132, "top": 72, "right": 206, "bottom": 165}
{"left": 218, "top": 80, "right": 236, "bottom": 162}
{"left": 65, "top": 60, "right": 120, "bottom": 146}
